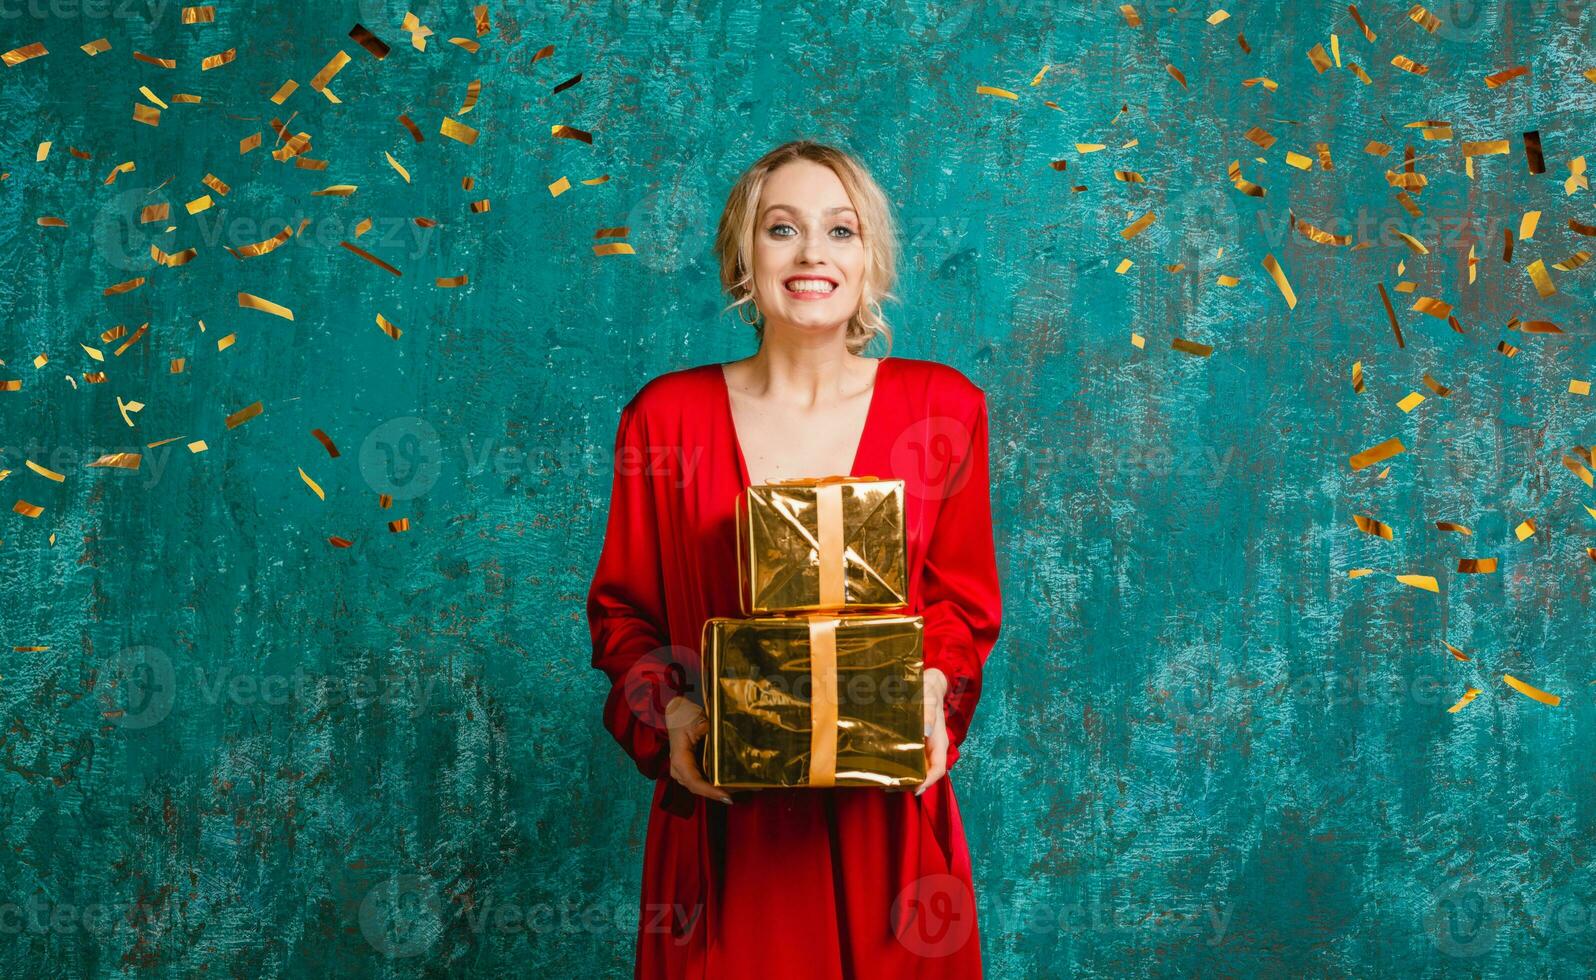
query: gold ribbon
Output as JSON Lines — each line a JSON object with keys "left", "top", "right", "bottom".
{"left": 816, "top": 483, "right": 844, "bottom": 608}
{"left": 807, "top": 616, "right": 839, "bottom": 787}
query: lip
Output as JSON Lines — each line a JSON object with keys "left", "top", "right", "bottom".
{"left": 782, "top": 274, "right": 838, "bottom": 300}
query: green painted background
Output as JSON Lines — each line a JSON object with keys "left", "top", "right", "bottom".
{"left": 1, "top": 0, "right": 1593, "bottom": 975}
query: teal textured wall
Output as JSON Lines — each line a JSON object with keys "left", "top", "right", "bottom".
{"left": 1, "top": 0, "right": 1593, "bottom": 976}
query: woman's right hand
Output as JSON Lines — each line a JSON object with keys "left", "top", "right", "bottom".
{"left": 665, "top": 695, "right": 733, "bottom": 805}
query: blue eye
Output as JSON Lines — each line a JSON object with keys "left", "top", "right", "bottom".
{"left": 831, "top": 226, "right": 856, "bottom": 239}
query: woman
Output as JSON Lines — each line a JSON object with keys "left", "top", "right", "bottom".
{"left": 588, "top": 140, "right": 1002, "bottom": 978}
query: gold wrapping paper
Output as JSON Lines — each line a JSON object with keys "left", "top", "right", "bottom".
{"left": 699, "top": 613, "right": 925, "bottom": 789}
{"left": 735, "top": 476, "right": 908, "bottom": 615}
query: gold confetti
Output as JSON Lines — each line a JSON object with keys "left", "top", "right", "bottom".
{"left": 385, "top": 151, "right": 411, "bottom": 183}
{"left": 133, "top": 103, "right": 161, "bottom": 127}
{"left": 200, "top": 48, "right": 236, "bottom": 71}
{"left": 1571, "top": 380, "right": 1591, "bottom": 396}
{"left": 442, "top": 118, "right": 480, "bottom": 144}
{"left": 309, "top": 50, "right": 350, "bottom": 96}
{"left": 1119, "top": 4, "right": 1141, "bottom": 27}
{"left": 185, "top": 194, "right": 212, "bottom": 214}
{"left": 1436, "top": 521, "right": 1471, "bottom": 536}
{"left": 976, "top": 84, "right": 1018, "bottom": 99}
{"left": 181, "top": 5, "right": 215, "bottom": 23}
{"left": 1397, "top": 392, "right": 1425, "bottom": 412}
{"left": 1119, "top": 210, "right": 1156, "bottom": 240}
{"left": 237, "top": 292, "right": 294, "bottom": 320}
{"left": 349, "top": 24, "right": 390, "bottom": 60}
{"left": 436, "top": 274, "right": 469, "bottom": 287}
{"left": 474, "top": 4, "right": 491, "bottom": 36}
{"left": 1115, "top": 258, "right": 1134, "bottom": 274}
{"left": 1227, "top": 160, "right": 1266, "bottom": 197}
{"left": 1351, "top": 361, "right": 1364, "bottom": 393}
{"left": 227, "top": 225, "right": 292, "bottom": 260}
{"left": 1351, "top": 437, "right": 1405, "bottom": 471}
{"left": 329, "top": 536, "right": 354, "bottom": 548}
{"left": 1307, "top": 44, "right": 1331, "bottom": 73}
{"left": 1216, "top": 274, "right": 1240, "bottom": 287}
{"left": 225, "top": 401, "right": 263, "bottom": 429}
{"left": 388, "top": 517, "right": 410, "bottom": 533}
{"left": 2, "top": 42, "right": 48, "bottom": 67}
{"left": 594, "top": 242, "right": 635, "bottom": 257}
{"left": 1171, "top": 337, "right": 1212, "bottom": 357}
{"left": 1461, "top": 139, "right": 1509, "bottom": 157}
{"left": 298, "top": 467, "right": 326, "bottom": 501}
{"left": 80, "top": 39, "right": 110, "bottom": 55}
{"left": 132, "top": 51, "right": 176, "bottom": 68}
{"left": 1391, "top": 55, "right": 1429, "bottom": 75}
{"left": 550, "top": 124, "right": 591, "bottom": 144}
{"left": 25, "top": 460, "right": 64, "bottom": 482}
{"left": 1502, "top": 674, "right": 1559, "bottom": 707}
{"left": 376, "top": 314, "right": 401, "bottom": 339}
{"left": 1165, "top": 64, "right": 1187, "bottom": 89}
{"left": 1446, "top": 689, "right": 1481, "bottom": 713}
{"left": 88, "top": 453, "right": 140, "bottom": 470}
{"left": 1526, "top": 259, "right": 1555, "bottom": 297}
{"left": 13, "top": 500, "right": 43, "bottom": 518}
{"left": 1395, "top": 574, "right": 1438, "bottom": 592}
{"left": 460, "top": 79, "right": 483, "bottom": 114}
{"left": 340, "top": 241, "right": 402, "bottom": 277}
{"left": 1484, "top": 65, "right": 1530, "bottom": 88}
{"left": 240, "top": 132, "right": 261, "bottom": 154}
{"left": 1260, "top": 254, "right": 1297, "bottom": 308}
{"left": 1514, "top": 519, "right": 1535, "bottom": 541}
{"left": 1354, "top": 514, "right": 1393, "bottom": 539}
{"left": 311, "top": 184, "right": 357, "bottom": 197}
{"left": 1457, "top": 557, "right": 1497, "bottom": 573}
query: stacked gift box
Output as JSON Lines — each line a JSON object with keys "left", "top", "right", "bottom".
{"left": 698, "top": 476, "right": 926, "bottom": 789}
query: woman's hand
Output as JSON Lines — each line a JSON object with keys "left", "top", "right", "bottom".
{"left": 916, "top": 667, "right": 950, "bottom": 797}
{"left": 665, "top": 695, "right": 733, "bottom": 805}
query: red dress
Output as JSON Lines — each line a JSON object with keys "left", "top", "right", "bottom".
{"left": 588, "top": 355, "right": 1003, "bottom": 979}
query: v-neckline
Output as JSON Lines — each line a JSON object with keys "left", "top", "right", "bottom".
{"left": 718, "top": 357, "right": 889, "bottom": 488}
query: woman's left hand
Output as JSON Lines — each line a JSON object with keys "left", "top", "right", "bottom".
{"left": 916, "top": 667, "right": 949, "bottom": 797}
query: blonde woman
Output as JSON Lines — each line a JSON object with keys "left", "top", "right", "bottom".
{"left": 588, "top": 140, "right": 1002, "bottom": 978}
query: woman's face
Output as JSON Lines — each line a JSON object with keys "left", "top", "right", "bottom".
{"left": 749, "top": 159, "right": 867, "bottom": 337}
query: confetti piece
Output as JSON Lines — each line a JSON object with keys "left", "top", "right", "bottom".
{"left": 1514, "top": 519, "right": 1535, "bottom": 541}
{"left": 475, "top": 4, "right": 491, "bottom": 35}
{"left": 1260, "top": 254, "right": 1297, "bottom": 308}
{"left": 1526, "top": 259, "right": 1555, "bottom": 297}
{"left": 340, "top": 241, "right": 402, "bottom": 277}
{"left": 1165, "top": 64, "right": 1187, "bottom": 89}
{"left": 133, "top": 103, "right": 161, "bottom": 127}
{"left": 1436, "top": 522, "right": 1472, "bottom": 536}
{"left": 25, "top": 460, "right": 64, "bottom": 482}
{"left": 1502, "top": 674, "right": 1559, "bottom": 706}
{"left": 1307, "top": 44, "right": 1331, "bottom": 73}
{"left": 1457, "top": 557, "right": 1497, "bottom": 573}
{"left": 81, "top": 39, "right": 110, "bottom": 55}
{"left": 88, "top": 453, "right": 140, "bottom": 470}
{"left": 104, "top": 277, "right": 146, "bottom": 297}
{"left": 227, "top": 225, "right": 293, "bottom": 260}
{"left": 385, "top": 151, "right": 411, "bottom": 183}
{"left": 1484, "top": 65, "right": 1529, "bottom": 88}
{"left": 1120, "top": 210, "right": 1156, "bottom": 240}
{"left": 1397, "top": 392, "right": 1425, "bottom": 412}
{"left": 976, "top": 84, "right": 1017, "bottom": 99}
{"left": 551, "top": 124, "right": 591, "bottom": 144}
{"left": 594, "top": 242, "right": 636, "bottom": 257}
{"left": 309, "top": 50, "right": 350, "bottom": 96}
{"left": 442, "top": 117, "right": 480, "bottom": 144}
{"left": 3, "top": 43, "right": 48, "bottom": 67}
{"left": 240, "top": 132, "right": 261, "bottom": 154}
{"left": 1115, "top": 258, "right": 1134, "bottom": 274}
{"left": 1446, "top": 689, "right": 1481, "bottom": 713}
{"left": 350, "top": 24, "right": 390, "bottom": 59}
{"left": 1461, "top": 139, "right": 1509, "bottom": 157}
{"left": 330, "top": 536, "right": 353, "bottom": 548}
{"left": 461, "top": 79, "right": 484, "bottom": 113}
{"left": 1170, "top": 337, "right": 1212, "bottom": 357}
{"left": 436, "top": 274, "right": 469, "bottom": 287}
{"left": 200, "top": 48, "right": 236, "bottom": 71}
{"left": 1421, "top": 373, "right": 1452, "bottom": 396}
{"left": 13, "top": 500, "right": 43, "bottom": 518}
{"left": 376, "top": 313, "right": 401, "bottom": 339}
{"left": 1391, "top": 55, "right": 1428, "bottom": 75}
{"left": 1227, "top": 160, "right": 1266, "bottom": 197}
{"left": 1351, "top": 437, "right": 1405, "bottom": 471}
{"left": 311, "top": 184, "right": 357, "bottom": 197}
{"left": 1569, "top": 380, "right": 1590, "bottom": 396}
{"left": 1395, "top": 574, "right": 1438, "bottom": 592}
{"left": 298, "top": 467, "right": 326, "bottom": 500}
{"left": 1351, "top": 361, "right": 1364, "bottom": 393}
{"left": 551, "top": 73, "right": 581, "bottom": 96}
{"left": 225, "top": 401, "right": 262, "bottom": 429}
{"left": 133, "top": 51, "right": 176, "bottom": 68}
{"left": 388, "top": 518, "right": 410, "bottom": 533}
{"left": 181, "top": 5, "right": 215, "bottom": 23}
{"left": 1354, "top": 514, "right": 1393, "bottom": 539}
{"left": 237, "top": 292, "right": 294, "bottom": 320}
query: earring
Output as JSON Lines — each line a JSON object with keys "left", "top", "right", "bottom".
{"left": 737, "top": 298, "right": 760, "bottom": 325}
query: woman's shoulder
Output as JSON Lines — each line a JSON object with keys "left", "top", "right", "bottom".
{"left": 620, "top": 362, "right": 723, "bottom": 420}
{"left": 883, "top": 355, "right": 987, "bottom": 409}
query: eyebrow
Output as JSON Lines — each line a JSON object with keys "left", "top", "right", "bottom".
{"left": 760, "top": 204, "right": 858, "bottom": 219}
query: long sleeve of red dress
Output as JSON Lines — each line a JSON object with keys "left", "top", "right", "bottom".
{"left": 588, "top": 356, "right": 1003, "bottom": 979}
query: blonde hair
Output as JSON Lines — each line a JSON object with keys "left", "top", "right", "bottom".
{"left": 714, "top": 140, "right": 898, "bottom": 356}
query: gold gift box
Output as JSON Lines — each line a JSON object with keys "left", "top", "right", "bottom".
{"left": 699, "top": 613, "right": 925, "bottom": 789}
{"left": 735, "top": 476, "right": 909, "bottom": 616}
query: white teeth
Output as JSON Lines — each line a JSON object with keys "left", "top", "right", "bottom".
{"left": 786, "top": 279, "right": 835, "bottom": 293}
